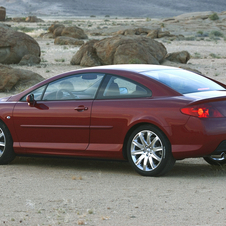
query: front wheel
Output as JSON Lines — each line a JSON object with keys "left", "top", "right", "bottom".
{"left": 127, "top": 125, "right": 175, "bottom": 176}
{"left": 203, "top": 154, "right": 226, "bottom": 166}
{"left": 0, "top": 121, "right": 15, "bottom": 164}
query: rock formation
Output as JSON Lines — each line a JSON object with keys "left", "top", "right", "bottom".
{"left": 0, "top": 26, "right": 41, "bottom": 64}
{"left": 71, "top": 36, "right": 167, "bottom": 66}
{"left": 0, "top": 64, "right": 44, "bottom": 91}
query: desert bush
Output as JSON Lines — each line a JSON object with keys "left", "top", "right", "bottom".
{"left": 13, "top": 26, "right": 35, "bottom": 32}
{"left": 192, "top": 52, "right": 202, "bottom": 59}
{"left": 196, "top": 31, "right": 208, "bottom": 37}
{"left": 184, "top": 36, "right": 196, "bottom": 41}
{"left": 209, "top": 30, "right": 224, "bottom": 37}
{"left": 55, "top": 58, "right": 65, "bottom": 62}
{"left": 209, "top": 53, "right": 221, "bottom": 59}
{"left": 129, "top": 58, "right": 142, "bottom": 64}
{"left": 209, "top": 13, "right": 219, "bottom": 21}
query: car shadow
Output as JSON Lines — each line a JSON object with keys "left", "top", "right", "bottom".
{"left": 10, "top": 156, "right": 135, "bottom": 176}
{"left": 10, "top": 156, "right": 226, "bottom": 177}
{"left": 169, "top": 158, "right": 226, "bottom": 178}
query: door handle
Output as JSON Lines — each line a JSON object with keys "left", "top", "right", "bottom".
{"left": 74, "top": 106, "right": 88, "bottom": 111}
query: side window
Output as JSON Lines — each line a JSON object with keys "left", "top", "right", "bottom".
{"left": 20, "top": 85, "right": 47, "bottom": 101}
{"left": 43, "top": 73, "right": 104, "bottom": 101}
{"left": 103, "top": 76, "right": 151, "bottom": 98}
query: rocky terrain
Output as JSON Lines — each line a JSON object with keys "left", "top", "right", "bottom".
{"left": 1, "top": 10, "right": 226, "bottom": 94}
{"left": 0, "top": 7, "right": 226, "bottom": 226}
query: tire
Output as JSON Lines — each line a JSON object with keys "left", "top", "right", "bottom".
{"left": 0, "top": 121, "right": 15, "bottom": 164}
{"left": 127, "top": 125, "right": 175, "bottom": 176}
{"left": 203, "top": 155, "right": 226, "bottom": 166}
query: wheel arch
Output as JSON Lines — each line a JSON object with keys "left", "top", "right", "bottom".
{"left": 122, "top": 122, "right": 171, "bottom": 160}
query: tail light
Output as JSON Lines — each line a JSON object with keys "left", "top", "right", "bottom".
{"left": 181, "top": 104, "right": 223, "bottom": 118}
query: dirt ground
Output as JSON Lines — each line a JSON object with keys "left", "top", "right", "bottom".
{"left": 0, "top": 16, "right": 226, "bottom": 225}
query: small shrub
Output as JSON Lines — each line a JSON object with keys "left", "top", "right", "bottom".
{"left": 209, "top": 13, "right": 219, "bottom": 21}
{"left": 193, "top": 52, "right": 202, "bottom": 59}
{"left": 13, "top": 26, "right": 35, "bottom": 33}
{"left": 184, "top": 36, "right": 196, "bottom": 41}
{"left": 211, "top": 30, "right": 224, "bottom": 37}
{"left": 41, "top": 57, "right": 47, "bottom": 62}
{"left": 129, "top": 58, "right": 142, "bottom": 64}
{"left": 55, "top": 58, "right": 65, "bottom": 62}
{"left": 209, "top": 53, "right": 221, "bottom": 59}
{"left": 196, "top": 31, "right": 209, "bottom": 38}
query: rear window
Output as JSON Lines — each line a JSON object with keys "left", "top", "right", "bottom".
{"left": 142, "top": 69, "right": 225, "bottom": 94}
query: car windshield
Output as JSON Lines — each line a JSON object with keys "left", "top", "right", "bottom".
{"left": 142, "top": 69, "right": 225, "bottom": 94}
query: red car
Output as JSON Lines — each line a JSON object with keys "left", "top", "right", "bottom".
{"left": 1, "top": 64, "right": 226, "bottom": 176}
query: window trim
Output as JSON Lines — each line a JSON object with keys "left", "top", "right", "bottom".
{"left": 96, "top": 74, "right": 152, "bottom": 100}
{"left": 20, "top": 73, "right": 106, "bottom": 102}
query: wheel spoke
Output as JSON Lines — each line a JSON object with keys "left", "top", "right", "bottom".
{"left": 150, "top": 136, "right": 159, "bottom": 149}
{"left": 132, "top": 140, "right": 144, "bottom": 150}
{"left": 148, "top": 156, "right": 156, "bottom": 169}
{"left": 143, "top": 156, "right": 148, "bottom": 171}
{"left": 131, "top": 150, "right": 144, "bottom": 156}
{"left": 146, "top": 131, "right": 152, "bottom": 146}
{"left": 0, "top": 142, "right": 5, "bottom": 147}
{"left": 153, "top": 147, "right": 162, "bottom": 153}
{"left": 135, "top": 154, "right": 145, "bottom": 166}
{"left": 151, "top": 152, "right": 161, "bottom": 162}
{"left": 139, "top": 132, "right": 147, "bottom": 147}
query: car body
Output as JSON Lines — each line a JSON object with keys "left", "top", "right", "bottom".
{"left": 1, "top": 64, "right": 226, "bottom": 176}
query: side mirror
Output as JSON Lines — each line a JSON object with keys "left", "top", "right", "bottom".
{"left": 26, "top": 94, "right": 36, "bottom": 107}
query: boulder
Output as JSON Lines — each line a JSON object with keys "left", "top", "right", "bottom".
{"left": 53, "top": 26, "right": 65, "bottom": 37}
{"left": 71, "top": 40, "right": 101, "bottom": 66}
{"left": 25, "top": 16, "right": 44, "bottom": 22}
{"left": 147, "top": 30, "right": 158, "bottom": 38}
{"left": 48, "top": 23, "right": 64, "bottom": 33}
{"left": 165, "top": 51, "right": 191, "bottom": 64}
{"left": 157, "top": 31, "right": 171, "bottom": 38}
{"left": 0, "top": 26, "right": 41, "bottom": 64}
{"left": 0, "top": 64, "right": 44, "bottom": 91}
{"left": 0, "top": 6, "right": 6, "bottom": 21}
{"left": 39, "top": 32, "right": 54, "bottom": 39}
{"left": 162, "top": 60, "right": 202, "bottom": 74}
{"left": 117, "top": 28, "right": 176, "bottom": 39}
{"left": 71, "top": 36, "right": 167, "bottom": 67}
{"left": 54, "top": 36, "right": 84, "bottom": 45}
{"left": 19, "top": 54, "right": 41, "bottom": 66}
{"left": 61, "top": 26, "right": 88, "bottom": 39}
{"left": 12, "top": 17, "right": 26, "bottom": 22}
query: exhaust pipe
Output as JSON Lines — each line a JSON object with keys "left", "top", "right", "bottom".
{"left": 211, "top": 152, "right": 226, "bottom": 159}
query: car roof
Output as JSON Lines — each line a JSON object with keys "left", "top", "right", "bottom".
{"left": 87, "top": 64, "right": 181, "bottom": 73}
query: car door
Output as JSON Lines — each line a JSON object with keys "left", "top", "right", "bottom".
{"left": 13, "top": 73, "right": 105, "bottom": 155}
{"left": 88, "top": 74, "right": 152, "bottom": 156}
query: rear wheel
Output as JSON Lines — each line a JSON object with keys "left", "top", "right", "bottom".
{"left": 127, "top": 125, "right": 175, "bottom": 176}
{"left": 0, "top": 121, "right": 15, "bottom": 164}
{"left": 203, "top": 154, "right": 226, "bottom": 166}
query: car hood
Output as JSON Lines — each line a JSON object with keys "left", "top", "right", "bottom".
{"left": 0, "top": 96, "right": 11, "bottom": 102}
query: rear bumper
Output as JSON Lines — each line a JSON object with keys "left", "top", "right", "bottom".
{"left": 171, "top": 116, "right": 226, "bottom": 159}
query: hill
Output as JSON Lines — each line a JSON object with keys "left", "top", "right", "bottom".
{"left": 0, "top": 0, "right": 226, "bottom": 18}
